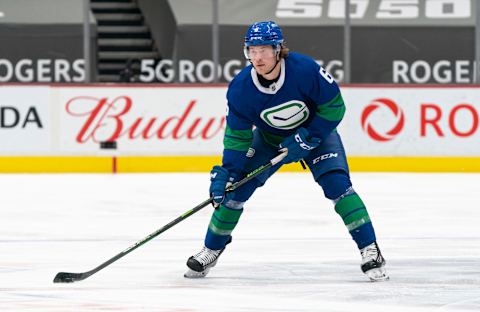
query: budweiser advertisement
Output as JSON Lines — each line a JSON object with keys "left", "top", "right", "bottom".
{"left": 57, "top": 86, "right": 226, "bottom": 155}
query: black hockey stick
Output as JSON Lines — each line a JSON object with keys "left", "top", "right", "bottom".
{"left": 53, "top": 151, "right": 287, "bottom": 283}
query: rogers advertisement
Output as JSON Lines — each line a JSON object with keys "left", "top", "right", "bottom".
{"left": 339, "top": 87, "right": 479, "bottom": 156}
{"left": 0, "top": 85, "right": 478, "bottom": 157}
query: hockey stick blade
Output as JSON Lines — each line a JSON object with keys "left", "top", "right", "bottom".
{"left": 52, "top": 151, "right": 287, "bottom": 283}
{"left": 53, "top": 272, "right": 90, "bottom": 283}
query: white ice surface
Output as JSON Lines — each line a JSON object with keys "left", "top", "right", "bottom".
{"left": 0, "top": 172, "right": 479, "bottom": 311}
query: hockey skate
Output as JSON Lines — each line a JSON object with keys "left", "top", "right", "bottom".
{"left": 184, "top": 246, "right": 225, "bottom": 278}
{"left": 360, "top": 242, "right": 389, "bottom": 282}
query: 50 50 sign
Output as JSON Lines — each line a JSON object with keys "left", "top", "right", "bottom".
{"left": 276, "top": 0, "right": 470, "bottom": 19}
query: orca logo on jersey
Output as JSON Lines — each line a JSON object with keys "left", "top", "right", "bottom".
{"left": 361, "top": 98, "right": 405, "bottom": 142}
{"left": 260, "top": 101, "right": 309, "bottom": 130}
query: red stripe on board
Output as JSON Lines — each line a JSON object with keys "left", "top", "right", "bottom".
{"left": 112, "top": 156, "right": 117, "bottom": 174}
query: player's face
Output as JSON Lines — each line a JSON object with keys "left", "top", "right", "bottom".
{"left": 247, "top": 45, "right": 277, "bottom": 75}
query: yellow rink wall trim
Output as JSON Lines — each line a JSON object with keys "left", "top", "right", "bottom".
{"left": 0, "top": 156, "right": 478, "bottom": 173}
{"left": 0, "top": 157, "right": 113, "bottom": 173}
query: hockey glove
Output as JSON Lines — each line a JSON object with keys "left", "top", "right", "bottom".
{"left": 279, "top": 128, "right": 321, "bottom": 164}
{"left": 209, "top": 166, "right": 235, "bottom": 208}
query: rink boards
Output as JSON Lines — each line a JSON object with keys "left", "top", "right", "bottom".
{"left": 0, "top": 84, "right": 478, "bottom": 173}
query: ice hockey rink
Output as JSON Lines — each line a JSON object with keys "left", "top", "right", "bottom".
{"left": 0, "top": 172, "right": 479, "bottom": 311}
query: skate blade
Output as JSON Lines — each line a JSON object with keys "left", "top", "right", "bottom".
{"left": 184, "top": 268, "right": 211, "bottom": 279}
{"left": 365, "top": 267, "right": 389, "bottom": 282}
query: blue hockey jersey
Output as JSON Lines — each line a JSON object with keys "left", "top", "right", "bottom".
{"left": 222, "top": 52, "right": 346, "bottom": 175}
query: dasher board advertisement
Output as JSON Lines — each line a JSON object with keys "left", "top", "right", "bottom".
{"left": 0, "top": 85, "right": 478, "bottom": 157}
{"left": 56, "top": 85, "right": 479, "bottom": 157}
{"left": 0, "top": 86, "right": 51, "bottom": 153}
{"left": 340, "top": 86, "right": 479, "bottom": 156}
{"left": 57, "top": 86, "right": 225, "bottom": 155}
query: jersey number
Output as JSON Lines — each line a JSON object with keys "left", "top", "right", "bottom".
{"left": 320, "top": 67, "right": 334, "bottom": 84}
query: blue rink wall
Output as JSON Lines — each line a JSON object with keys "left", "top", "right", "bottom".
{"left": 0, "top": 84, "right": 478, "bottom": 173}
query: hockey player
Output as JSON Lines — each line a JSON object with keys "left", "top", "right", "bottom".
{"left": 184, "top": 21, "right": 389, "bottom": 282}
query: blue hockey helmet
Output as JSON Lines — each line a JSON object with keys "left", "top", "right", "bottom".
{"left": 244, "top": 21, "right": 284, "bottom": 48}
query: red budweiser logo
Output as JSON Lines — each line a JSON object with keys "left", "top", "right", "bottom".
{"left": 65, "top": 96, "right": 225, "bottom": 143}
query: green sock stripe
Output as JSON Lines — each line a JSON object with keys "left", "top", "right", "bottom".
{"left": 210, "top": 216, "right": 237, "bottom": 231}
{"left": 346, "top": 216, "right": 371, "bottom": 231}
{"left": 208, "top": 222, "right": 234, "bottom": 236}
{"left": 334, "top": 194, "right": 365, "bottom": 217}
{"left": 213, "top": 205, "right": 243, "bottom": 223}
{"left": 343, "top": 209, "right": 369, "bottom": 226}
{"left": 335, "top": 194, "right": 372, "bottom": 231}
{"left": 208, "top": 204, "right": 243, "bottom": 236}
